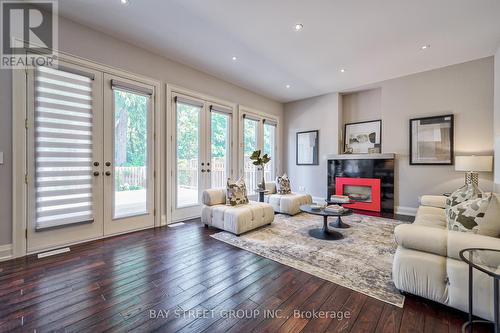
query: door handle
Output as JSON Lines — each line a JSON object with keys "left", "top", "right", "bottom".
{"left": 201, "top": 169, "right": 206, "bottom": 173}
{"left": 93, "top": 171, "right": 100, "bottom": 176}
{"left": 105, "top": 171, "right": 111, "bottom": 176}
{"left": 93, "top": 161, "right": 99, "bottom": 166}
{"left": 206, "top": 169, "right": 211, "bottom": 173}
{"left": 105, "top": 162, "right": 111, "bottom": 167}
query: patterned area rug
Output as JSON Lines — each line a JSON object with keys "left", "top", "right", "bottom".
{"left": 211, "top": 212, "right": 408, "bottom": 307}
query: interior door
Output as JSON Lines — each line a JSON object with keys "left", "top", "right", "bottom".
{"left": 103, "top": 74, "right": 155, "bottom": 235}
{"left": 27, "top": 62, "right": 104, "bottom": 253}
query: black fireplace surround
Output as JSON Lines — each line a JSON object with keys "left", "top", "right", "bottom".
{"left": 327, "top": 154, "right": 395, "bottom": 214}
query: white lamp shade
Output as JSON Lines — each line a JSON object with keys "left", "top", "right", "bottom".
{"left": 455, "top": 155, "right": 493, "bottom": 172}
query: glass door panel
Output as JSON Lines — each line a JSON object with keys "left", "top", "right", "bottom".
{"left": 103, "top": 74, "right": 154, "bottom": 236}
{"left": 211, "top": 111, "right": 230, "bottom": 189}
{"left": 263, "top": 123, "right": 276, "bottom": 182}
{"left": 176, "top": 101, "right": 201, "bottom": 208}
{"left": 113, "top": 89, "right": 149, "bottom": 218}
{"left": 243, "top": 118, "right": 259, "bottom": 194}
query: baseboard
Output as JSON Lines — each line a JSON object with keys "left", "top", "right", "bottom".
{"left": 395, "top": 206, "right": 417, "bottom": 216}
{"left": 0, "top": 244, "right": 13, "bottom": 262}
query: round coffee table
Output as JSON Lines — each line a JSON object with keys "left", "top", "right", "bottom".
{"left": 459, "top": 248, "right": 500, "bottom": 333}
{"left": 327, "top": 200, "right": 355, "bottom": 228}
{"left": 299, "top": 204, "right": 353, "bottom": 241}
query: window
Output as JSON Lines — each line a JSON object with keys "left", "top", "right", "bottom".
{"left": 243, "top": 117, "right": 259, "bottom": 194}
{"left": 211, "top": 110, "right": 231, "bottom": 189}
{"left": 240, "top": 110, "right": 279, "bottom": 194}
{"left": 263, "top": 121, "right": 277, "bottom": 182}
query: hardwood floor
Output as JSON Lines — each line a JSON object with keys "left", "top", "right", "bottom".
{"left": 0, "top": 219, "right": 492, "bottom": 333}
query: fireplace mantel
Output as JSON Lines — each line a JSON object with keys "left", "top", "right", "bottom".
{"left": 326, "top": 153, "right": 395, "bottom": 160}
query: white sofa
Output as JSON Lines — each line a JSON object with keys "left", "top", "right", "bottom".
{"left": 393, "top": 194, "right": 500, "bottom": 321}
{"left": 201, "top": 188, "right": 274, "bottom": 235}
{"left": 264, "top": 182, "right": 313, "bottom": 215}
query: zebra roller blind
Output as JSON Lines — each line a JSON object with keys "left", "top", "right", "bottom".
{"left": 34, "top": 66, "right": 94, "bottom": 230}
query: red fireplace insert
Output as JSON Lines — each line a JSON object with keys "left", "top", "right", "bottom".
{"left": 335, "top": 177, "right": 381, "bottom": 212}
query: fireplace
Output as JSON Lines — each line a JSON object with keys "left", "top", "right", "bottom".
{"left": 335, "top": 177, "right": 381, "bottom": 212}
{"left": 327, "top": 153, "right": 395, "bottom": 214}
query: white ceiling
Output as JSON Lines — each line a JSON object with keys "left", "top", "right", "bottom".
{"left": 58, "top": 0, "right": 500, "bottom": 103}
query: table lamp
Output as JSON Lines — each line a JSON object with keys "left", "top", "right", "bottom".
{"left": 455, "top": 155, "right": 493, "bottom": 187}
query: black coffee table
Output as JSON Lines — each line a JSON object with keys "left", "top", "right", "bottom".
{"left": 327, "top": 200, "right": 355, "bottom": 228}
{"left": 300, "top": 204, "right": 353, "bottom": 240}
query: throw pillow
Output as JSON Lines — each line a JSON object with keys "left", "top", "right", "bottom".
{"left": 447, "top": 193, "right": 492, "bottom": 234}
{"left": 276, "top": 173, "right": 291, "bottom": 194}
{"left": 445, "top": 184, "right": 481, "bottom": 223}
{"left": 226, "top": 177, "right": 249, "bottom": 206}
{"left": 476, "top": 193, "right": 500, "bottom": 237}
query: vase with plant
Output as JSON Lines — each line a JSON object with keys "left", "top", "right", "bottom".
{"left": 250, "top": 150, "right": 271, "bottom": 190}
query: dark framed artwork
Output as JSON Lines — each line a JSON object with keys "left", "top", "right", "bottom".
{"left": 296, "top": 130, "right": 319, "bottom": 165}
{"left": 409, "top": 114, "right": 454, "bottom": 165}
{"left": 344, "top": 120, "right": 382, "bottom": 154}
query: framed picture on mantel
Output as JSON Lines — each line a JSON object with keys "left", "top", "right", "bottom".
{"left": 344, "top": 120, "right": 382, "bottom": 154}
{"left": 409, "top": 114, "right": 454, "bottom": 165}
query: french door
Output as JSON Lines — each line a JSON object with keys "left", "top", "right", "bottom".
{"left": 172, "top": 94, "right": 233, "bottom": 221}
{"left": 26, "top": 63, "right": 156, "bottom": 253}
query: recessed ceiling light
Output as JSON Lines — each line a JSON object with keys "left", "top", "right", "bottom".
{"left": 120, "top": 0, "right": 129, "bottom": 5}
{"left": 285, "top": 84, "right": 291, "bottom": 89}
{"left": 421, "top": 44, "right": 430, "bottom": 50}
{"left": 294, "top": 23, "right": 303, "bottom": 31}
{"left": 232, "top": 56, "right": 237, "bottom": 61}
{"left": 340, "top": 68, "right": 346, "bottom": 73}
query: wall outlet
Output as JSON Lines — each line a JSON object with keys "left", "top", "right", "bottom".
{"left": 298, "top": 186, "right": 306, "bottom": 192}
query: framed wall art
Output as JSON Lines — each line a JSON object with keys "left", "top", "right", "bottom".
{"left": 296, "top": 130, "right": 319, "bottom": 165}
{"left": 344, "top": 120, "right": 382, "bottom": 154}
{"left": 409, "top": 114, "right": 454, "bottom": 165}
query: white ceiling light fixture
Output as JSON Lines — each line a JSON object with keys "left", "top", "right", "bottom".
{"left": 232, "top": 56, "right": 237, "bottom": 61}
{"left": 120, "top": 0, "right": 129, "bottom": 5}
{"left": 421, "top": 44, "right": 430, "bottom": 50}
{"left": 340, "top": 68, "right": 346, "bottom": 73}
{"left": 285, "top": 84, "right": 291, "bottom": 89}
{"left": 294, "top": 23, "right": 303, "bottom": 31}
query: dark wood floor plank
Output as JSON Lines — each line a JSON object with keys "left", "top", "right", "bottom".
{"left": 0, "top": 217, "right": 478, "bottom": 333}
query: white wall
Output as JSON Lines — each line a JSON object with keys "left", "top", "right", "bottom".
{"left": 494, "top": 47, "right": 500, "bottom": 191}
{"left": 283, "top": 93, "right": 341, "bottom": 198}
{"left": 284, "top": 57, "right": 494, "bottom": 211}
{"left": 342, "top": 88, "right": 382, "bottom": 124}
{"left": 0, "top": 16, "right": 283, "bottom": 246}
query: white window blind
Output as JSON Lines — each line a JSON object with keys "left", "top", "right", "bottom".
{"left": 34, "top": 66, "right": 94, "bottom": 230}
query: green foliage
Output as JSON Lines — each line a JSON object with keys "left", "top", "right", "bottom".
{"left": 176, "top": 103, "right": 199, "bottom": 160}
{"left": 249, "top": 150, "right": 271, "bottom": 168}
{"left": 114, "top": 90, "right": 148, "bottom": 167}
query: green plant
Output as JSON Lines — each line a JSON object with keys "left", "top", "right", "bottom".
{"left": 250, "top": 150, "right": 271, "bottom": 189}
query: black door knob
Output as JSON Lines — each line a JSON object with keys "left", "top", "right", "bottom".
{"left": 105, "top": 171, "right": 111, "bottom": 176}
{"left": 93, "top": 161, "right": 99, "bottom": 166}
{"left": 105, "top": 162, "right": 111, "bottom": 167}
{"left": 93, "top": 171, "right": 100, "bottom": 176}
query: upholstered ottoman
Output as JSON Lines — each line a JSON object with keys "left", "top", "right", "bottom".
{"left": 201, "top": 189, "right": 274, "bottom": 235}
{"left": 264, "top": 182, "right": 313, "bottom": 215}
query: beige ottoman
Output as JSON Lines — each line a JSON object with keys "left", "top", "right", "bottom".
{"left": 201, "top": 189, "right": 274, "bottom": 235}
{"left": 264, "top": 182, "right": 313, "bottom": 215}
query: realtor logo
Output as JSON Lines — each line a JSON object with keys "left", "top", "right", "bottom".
{"left": 1, "top": 0, "right": 58, "bottom": 68}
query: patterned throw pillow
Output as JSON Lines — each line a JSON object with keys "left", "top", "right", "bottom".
{"left": 276, "top": 173, "right": 292, "bottom": 194}
{"left": 226, "top": 177, "right": 249, "bottom": 206}
{"left": 447, "top": 193, "right": 492, "bottom": 233}
{"left": 445, "top": 184, "right": 481, "bottom": 222}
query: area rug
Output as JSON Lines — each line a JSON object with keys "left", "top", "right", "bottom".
{"left": 210, "top": 212, "right": 408, "bottom": 307}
